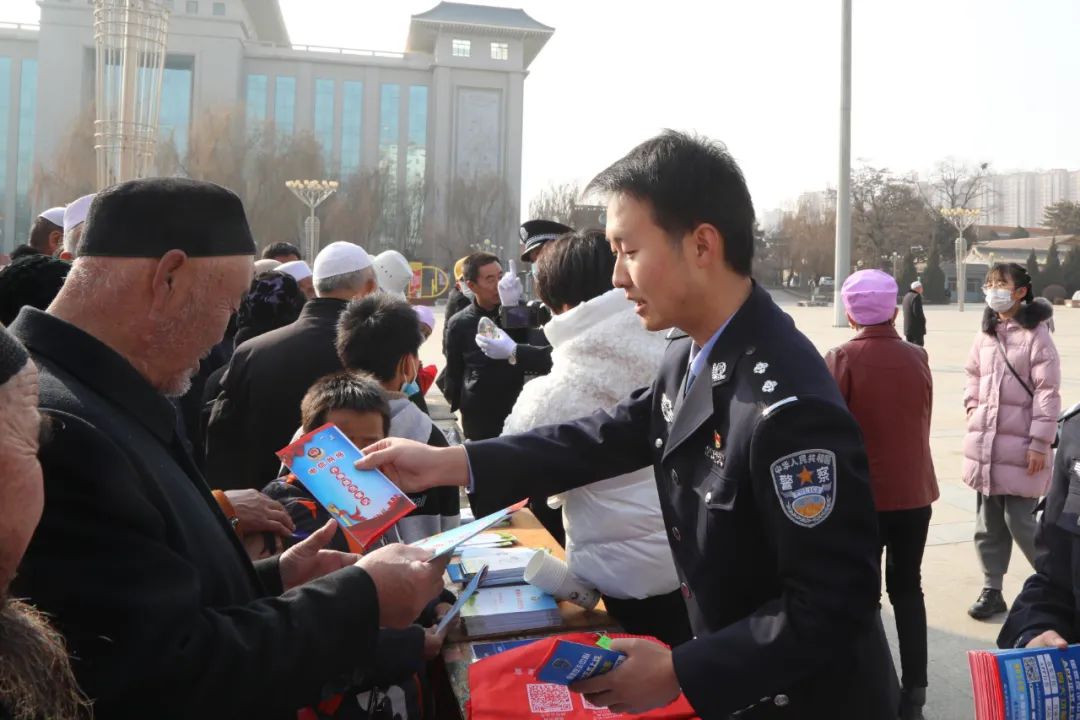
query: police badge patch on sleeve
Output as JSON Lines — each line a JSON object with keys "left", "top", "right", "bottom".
{"left": 770, "top": 450, "right": 837, "bottom": 528}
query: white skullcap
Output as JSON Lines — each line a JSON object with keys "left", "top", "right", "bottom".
{"left": 911, "top": 281, "right": 923, "bottom": 290}
{"left": 253, "top": 258, "right": 281, "bottom": 274}
{"left": 313, "top": 241, "right": 372, "bottom": 282}
{"left": 38, "top": 206, "right": 66, "bottom": 226}
{"left": 63, "top": 193, "right": 96, "bottom": 235}
{"left": 277, "top": 260, "right": 312, "bottom": 282}
{"left": 373, "top": 250, "right": 414, "bottom": 297}
{"left": 414, "top": 304, "right": 435, "bottom": 330}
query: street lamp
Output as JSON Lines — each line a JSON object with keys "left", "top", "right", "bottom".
{"left": 891, "top": 251, "right": 902, "bottom": 279}
{"left": 286, "top": 179, "right": 338, "bottom": 260}
{"left": 941, "top": 207, "right": 980, "bottom": 312}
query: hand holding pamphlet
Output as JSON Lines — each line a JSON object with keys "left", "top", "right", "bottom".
{"left": 436, "top": 565, "right": 489, "bottom": 635}
{"left": 276, "top": 423, "right": 415, "bottom": 550}
{"left": 537, "top": 636, "right": 627, "bottom": 685}
{"left": 969, "top": 643, "right": 1080, "bottom": 719}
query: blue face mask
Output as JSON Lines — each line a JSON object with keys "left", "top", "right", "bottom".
{"left": 402, "top": 378, "right": 421, "bottom": 396}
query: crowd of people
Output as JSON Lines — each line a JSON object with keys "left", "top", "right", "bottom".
{"left": 0, "top": 130, "right": 1075, "bottom": 720}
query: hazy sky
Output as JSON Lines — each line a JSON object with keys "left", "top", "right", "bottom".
{"left": 9, "top": 0, "right": 1080, "bottom": 213}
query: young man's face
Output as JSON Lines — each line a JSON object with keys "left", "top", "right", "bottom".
{"left": 327, "top": 408, "right": 386, "bottom": 450}
{"left": 467, "top": 260, "right": 503, "bottom": 309}
{"left": 608, "top": 193, "right": 691, "bottom": 333}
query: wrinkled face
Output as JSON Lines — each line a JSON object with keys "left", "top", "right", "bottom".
{"left": 468, "top": 261, "right": 503, "bottom": 308}
{"left": 327, "top": 409, "right": 386, "bottom": 450}
{"left": 0, "top": 362, "right": 42, "bottom": 595}
{"left": 149, "top": 255, "right": 254, "bottom": 397}
{"left": 608, "top": 193, "right": 690, "bottom": 332}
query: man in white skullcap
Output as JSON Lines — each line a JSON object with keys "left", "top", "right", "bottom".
{"left": 59, "top": 193, "right": 95, "bottom": 261}
{"left": 373, "top": 250, "right": 414, "bottom": 299}
{"left": 277, "top": 259, "right": 314, "bottom": 299}
{"left": 207, "top": 242, "right": 378, "bottom": 490}
{"left": 902, "top": 280, "right": 926, "bottom": 346}
{"left": 11, "top": 207, "right": 67, "bottom": 259}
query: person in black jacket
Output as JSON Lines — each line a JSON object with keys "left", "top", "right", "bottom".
{"left": 902, "top": 281, "right": 927, "bottom": 346}
{"left": 441, "top": 255, "right": 473, "bottom": 355}
{"left": 358, "top": 132, "right": 898, "bottom": 719}
{"left": 8, "top": 179, "right": 446, "bottom": 718}
{"left": 205, "top": 241, "right": 379, "bottom": 491}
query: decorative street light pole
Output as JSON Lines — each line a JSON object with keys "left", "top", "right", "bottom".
{"left": 286, "top": 179, "right": 338, "bottom": 260}
{"left": 93, "top": 0, "right": 171, "bottom": 189}
{"left": 941, "top": 207, "right": 980, "bottom": 312}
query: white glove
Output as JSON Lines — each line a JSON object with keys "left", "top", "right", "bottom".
{"left": 475, "top": 325, "right": 517, "bottom": 360}
{"left": 498, "top": 260, "right": 523, "bottom": 307}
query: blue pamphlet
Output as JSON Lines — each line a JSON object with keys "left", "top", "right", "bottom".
{"left": 436, "top": 565, "right": 488, "bottom": 635}
{"left": 536, "top": 639, "right": 626, "bottom": 685}
{"left": 470, "top": 638, "right": 537, "bottom": 660}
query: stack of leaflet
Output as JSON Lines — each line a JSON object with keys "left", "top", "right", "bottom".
{"left": 968, "top": 644, "right": 1080, "bottom": 719}
{"left": 460, "top": 585, "right": 561, "bottom": 637}
{"left": 448, "top": 547, "right": 538, "bottom": 587}
{"left": 455, "top": 531, "right": 516, "bottom": 553}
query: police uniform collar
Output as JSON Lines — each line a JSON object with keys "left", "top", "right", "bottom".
{"left": 9, "top": 307, "right": 181, "bottom": 445}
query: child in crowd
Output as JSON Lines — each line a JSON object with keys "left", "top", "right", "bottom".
{"left": 264, "top": 371, "right": 455, "bottom": 720}
{"left": 336, "top": 293, "right": 460, "bottom": 538}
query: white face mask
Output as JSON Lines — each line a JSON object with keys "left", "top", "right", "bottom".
{"left": 985, "top": 288, "right": 1016, "bottom": 314}
{"left": 461, "top": 284, "right": 475, "bottom": 301}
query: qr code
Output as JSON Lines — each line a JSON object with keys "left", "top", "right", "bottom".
{"left": 526, "top": 683, "right": 573, "bottom": 713}
{"left": 1023, "top": 657, "right": 1040, "bottom": 683}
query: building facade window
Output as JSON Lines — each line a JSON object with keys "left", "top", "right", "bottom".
{"left": 406, "top": 85, "right": 428, "bottom": 247}
{"left": 15, "top": 59, "right": 35, "bottom": 245}
{"left": 379, "top": 83, "right": 401, "bottom": 241}
{"left": 185, "top": 0, "right": 197, "bottom": 13}
{"left": 490, "top": 42, "right": 509, "bottom": 60}
{"left": 313, "top": 78, "right": 335, "bottom": 172}
{"left": 159, "top": 56, "right": 193, "bottom": 159}
{"left": 212, "top": 2, "right": 225, "bottom": 16}
{"left": 274, "top": 76, "right": 296, "bottom": 135}
{"left": 0, "top": 57, "right": 10, "bottom": 250}
{"left": 340, "top": 80, "right": 363, "bottom": 177}
{"left": 245, "top": 73, "right": 267, "bottom": 129}
{"left": 451, "top": 39, "right": 470, "bottom": 57}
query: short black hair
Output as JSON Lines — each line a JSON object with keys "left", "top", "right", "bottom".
{"left": 337, "top": 292, "right": 423, "bottom": 382}
{"left": 301, "top": 371, "right": 391, "bottom": 436}
{"left": 263, "top": 241, "right": 302, "bottom": 261}
{"left": 585, "top": 130, "right": 756, "bottom": 276}
{"left": 536, "top": 230, "right": 615, "bottom": 311}
{"left": 464, "top": 252, "right": 500, "bottom": 283}
{"left": 28, "top": 216, "right": 61, "bottom": 253}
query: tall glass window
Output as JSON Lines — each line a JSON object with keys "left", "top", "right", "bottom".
{"left": 245, "top": 74, "right": 267, "bottom": 129}
{"left": 159, "top": 57, "right": 192, "bottom": 158}
{"left": 274, "top": 76, "right": 296, "bottom": 135}
{"left": 0, "top": 57, "right": 11, "bottom": 249}
{"left": 15, "top": 59, "right": 37, "bottom": 244}
{"left": 378, "top": 84, "right": 401, "bottom": 242}
{"left": 340, "top": 80, "right": 362, "bottom": 176}
{"left": 406, "top": 85, "right": 428, "bottom": 246}
{"left": 313, "top": 78, "right": 335, "bottom": 172}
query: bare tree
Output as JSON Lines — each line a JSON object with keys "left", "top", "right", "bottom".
{"left": 528, "top": 181, "right": 580, "bottom": 225}
{"left": 775, "top": 205, "right": 837, "bottom": 283}
{"left": 323, "top": 166, "right": 392, "bottom": 250}
{"left": 851, "top": 165, "right": 933, "bottom": 268}
{"left": 241, "top": 125, "right": 326, "bottom": 251}
{"left": 442, "top": 173, "right": 515, "bottom": 265}
{"left": 31, "top": 109, "right": 97, "bottom": 208}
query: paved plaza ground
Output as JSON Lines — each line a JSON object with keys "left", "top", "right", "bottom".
{"left": 420, "top": 290, "right": 1080, "bottom": 719}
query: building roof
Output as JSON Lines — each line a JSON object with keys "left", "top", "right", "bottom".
{"left": 408, "top": 2, "right": 553, "bottom": 67}
{"left": 965, "top": 234, "right": 1079, "bottom": 265}
{"left": 242, "top": 0, "right": 290, "bottom": 45}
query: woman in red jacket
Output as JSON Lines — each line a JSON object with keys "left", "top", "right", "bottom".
{"left": 826, "top": 269, "right": 939, "bottom": 720}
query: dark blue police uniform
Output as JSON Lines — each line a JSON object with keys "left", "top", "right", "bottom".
{"left": 466, "top": 283, "right": 899, "bottom": 718}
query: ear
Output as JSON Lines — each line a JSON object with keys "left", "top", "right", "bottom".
{"left": 149, "top": 250, "right": 189, "bottom": 315}
{"left": 845, "top": 312, "right": 858, "bottom": 330}
{"left": 688, "top": 223, "right": 724, "bottom": 269}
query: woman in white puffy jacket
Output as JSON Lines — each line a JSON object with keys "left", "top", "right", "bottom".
{"left": 502, "top": 230, "right": 691, "bottom": 646}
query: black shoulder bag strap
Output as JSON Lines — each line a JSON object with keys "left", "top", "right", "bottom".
{"left": 995, "top": 335, "right": 1034, "bottom": 399}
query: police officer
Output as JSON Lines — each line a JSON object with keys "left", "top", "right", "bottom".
{"left": 998, "top": 403, "right": 1080, "bottom": 652}
{"left": 359, "top": 131, "right": 898, "bottom": 719}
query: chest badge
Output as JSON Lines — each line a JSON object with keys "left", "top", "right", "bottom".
{"left": 705, "top": 431, "right": 726, "bottom": 467}
{"left": 661, "top": 393, "right": 675, "bottom": 423}
{"left": 753, "top": 362, "right": 769, "bottom": 375}
{"left": 770, "top": 449, "right": 837, "bottom": 528}
{"left": 762, "top": 380, "right": 778, "bottom": 393}
{"left": 711, "top": 362, "right": 727, "bottom": 382}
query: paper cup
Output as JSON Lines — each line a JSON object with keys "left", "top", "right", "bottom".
{"left": 524, "top": 550, "right": 601, "bottom": 610}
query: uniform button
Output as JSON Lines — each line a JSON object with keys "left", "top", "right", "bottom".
{"left": 655, "top": 438, "right": 663, "bottom": 448}
{"left": 671, "top": 469, "right": 679, "bottom": 484}
{"left": 672, "top": 526, "right": 681, "bottom": 541}
{"left": 744, "top": 346, "right": 756, "bottom": 356}
{"left": 704, "top": 491, "right": 713, "bottom": 503}
{"left": 774, "top": 695, "right": 789, "bottom": 707}
{"left": 680, "top": 582, "right": 691, "bottom": 599}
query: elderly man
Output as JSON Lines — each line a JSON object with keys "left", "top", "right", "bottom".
{"left": 9, "top": 179, "right": 445, "bottom": 718}
{"left": 902, "top": 280, "right": 927, "bottom": 346}
{"left": 206, "top": 240, "right": 379, "bottom": 491}
{"left": 0, "top": 326, "right": 87, "bottom": 720}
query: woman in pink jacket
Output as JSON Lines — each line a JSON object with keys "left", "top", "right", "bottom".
{"left": 963, "top": 262, "right": 1061, "bottom": 620}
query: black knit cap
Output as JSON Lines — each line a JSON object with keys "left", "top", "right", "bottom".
{"left": 0, "top": 254, "right": 71, "bottom": 326}
{"left": 78, "top": 177, "right": 256, "bottom": 258}
{"left": 0, "top": 324, "right": 29, "bottom": 387}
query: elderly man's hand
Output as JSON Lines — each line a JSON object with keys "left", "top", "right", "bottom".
{"left": 279, "top": 520, "right": 358, "bottom": 591}
{"left": 356, "top": 544, "right": 450, "bottom": 628}
{"left": 225, "top": 489, "right": 294, "bottom": 538}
